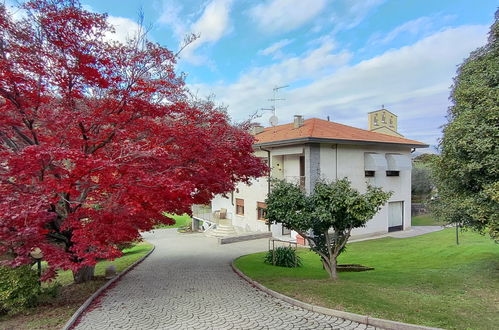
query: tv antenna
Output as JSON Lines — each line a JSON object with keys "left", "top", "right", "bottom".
{"left": 261, "top": 84, "right": 288, "bottom": 126}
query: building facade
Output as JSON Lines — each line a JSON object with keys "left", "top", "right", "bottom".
{"left": 199, "top": 114, "right": 428, "bottom": 241}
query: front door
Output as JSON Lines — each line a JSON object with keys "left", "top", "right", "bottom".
{"left": 388, "top": 201, "right": 403, "bottom": 232}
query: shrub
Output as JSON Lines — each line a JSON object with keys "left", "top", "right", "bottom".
{"left": 37, "top": 283, "right": 62, "bottom": 305}
{"left": 116, "top": 241, "right": 136, "bottom": 251}
{"left": 264, "top": 246, "right": 302, "bottom": 268}
{"left": 177, "top": 221, "right": 193, "bottom": 233}
{"left": 0, "top": 265, "right": 40, "bottom": 315}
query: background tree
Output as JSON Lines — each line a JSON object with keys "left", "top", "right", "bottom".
{"left": 0, "top": 0, "right": 266, "bottom": 282}
{"left": 265, "top": 179, "right": 391, "bottom": 280}
{"left": 432, "top": 10, "right": 498, "bottom": 241}
{"left": 411, "top": 153, "right": 438, "bottom": 203}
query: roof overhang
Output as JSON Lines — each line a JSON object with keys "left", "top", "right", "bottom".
{"left": 254, "top": 137, "right": 429, "bottom": 149}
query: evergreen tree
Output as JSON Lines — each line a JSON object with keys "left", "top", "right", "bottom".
{"left": 433, "top": 10, "right": 498, "bottom": 240}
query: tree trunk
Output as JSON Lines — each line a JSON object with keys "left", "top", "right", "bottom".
{"left": 73, "top": 265, "right": 95, "bottom": 283}
{"left": 329, "top": 254, "right": 338, "bottom": 280}
{"left": 322, "top": 255, "right": 339, "bottom": 280}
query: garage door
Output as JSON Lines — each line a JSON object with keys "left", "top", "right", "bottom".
{"left": 388, "top": 201, "right": 404, "bottom": 232}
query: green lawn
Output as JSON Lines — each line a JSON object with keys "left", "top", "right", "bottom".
{"left": 53, "top": 242, "right": 154, "bottom": 286}
{"left": 0, "top": 242, "right": 153, "bottom": 330}
{"left": 235, "top": 229, "right": 498, "bottom": 329}
{"left": 155, "top": 213, "right": 191, "bottom": 229}
{"left": 412, "top": 214, "right": 447, "bottom": 226}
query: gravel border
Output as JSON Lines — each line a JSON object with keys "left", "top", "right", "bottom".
{"left": 231, "top": 260, "right": 442, "bottom": 330}
{"left": 62, "top": 244, "right": 156, "bottom": 330}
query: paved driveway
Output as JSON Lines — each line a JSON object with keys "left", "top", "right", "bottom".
{"left": 74, "top": 229, "right": 376, "bottom": 330}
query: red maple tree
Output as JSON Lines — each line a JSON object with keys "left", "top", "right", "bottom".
{"left": 0, "top": 0, "right": 266, "bottom": 282}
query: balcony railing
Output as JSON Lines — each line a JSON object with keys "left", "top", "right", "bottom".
{"left": 285, "top": 176, "right": 306, "bottom": 190}
{"left": 192, "top": 204, "right": 232, "bottom": 224}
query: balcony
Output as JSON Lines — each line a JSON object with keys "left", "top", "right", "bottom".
{"left": 284, "top": 176, "right": 306, "bottom": 190}
{"left": 192, "top": 204, "right": 232, "bottom": 225}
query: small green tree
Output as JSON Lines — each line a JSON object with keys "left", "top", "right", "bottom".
{"left": 433, "top": 10, "right": 499, "bottom": 240}
{"left": 265, "top": 179, "right": 391, "bottom": 280}
{"left": 411, "top": 165, "right": 433, "bottom": 202}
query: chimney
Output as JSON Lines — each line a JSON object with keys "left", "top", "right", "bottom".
{"left": 294, "top": 115, "right": 304, "bottom": 128}
{"left": 250, "top": 125, "right": 265, "bottom": 135}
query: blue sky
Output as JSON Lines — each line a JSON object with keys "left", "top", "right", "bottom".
{"left": 8, "top": 0, "right": 499, "bottom": 149}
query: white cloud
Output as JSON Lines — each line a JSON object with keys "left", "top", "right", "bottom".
{"left": 80, "top": 4, "right": 144, "bottom": 44}
{"left": 189, "top": 37, "right": 350, "bottom": 122}
{"left": 258, "top": 39, "right": 293, "bottom": 59}
{"left": 331, "top": 0, "right": 385, "bottom": 33}
{"left": 367, "top": 14, "right": 456, "bottom": 46}
{"left": 248, "top": 0, "right": 326, "bottom": 33}
{"left": 5, "top": 2, "right": 143, "bottom": 45}
{"left": 247, "top": 38, "right": 350, "bottom": 82}
{"left": 191, "top": 0, "right": 232, "bottom": 43}
{"left": 156, "top": 0, "right": 233, "bottom": 64}
{"left": 105, "top": 16, "right": 144, "bottom": 44}
{"left": 178, "top": 0, "right": 233, "bottom": 64}
{"left": 189, "top": 25, "right": 488, "bottom": 147}
{"left": 157, "top": 1, "right": 187, "bottom": 40}
{"left": 372, "top": 16, "right": 434, "bottom": 45}
{"left": 4, "top": 0, "right": 28, "bottom": 20}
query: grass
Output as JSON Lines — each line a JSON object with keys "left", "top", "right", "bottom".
{"left": 412, "top": 214, "right": 447, "bottom": 226}
{"left": 235, "top": 229, "right": 498, "bottom": 330}
{"left": 154, "top": 213, "right": 191, "bottom": 229}
{"left": 0, "top": 242, "right": 153, "bottom": 330}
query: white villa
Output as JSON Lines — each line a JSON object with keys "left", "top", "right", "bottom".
{"left": 193, "top": 109, "right": 428, "bottom": 243}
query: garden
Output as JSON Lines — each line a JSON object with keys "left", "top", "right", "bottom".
{"left": 0, "top": 242, "right": 153, "bottom": 330}
{"left": 235, "top": 228, "right": 498, "bottom": 329}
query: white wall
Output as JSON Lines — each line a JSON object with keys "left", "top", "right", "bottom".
{"left": 211, "top": 143, "right": 413, "bottom": 238}
{"left": 320, "top": 144, "right": 337, "bottom": 180}
{"left": 233, "top": 177, "right": 269, "bottom": 232}
{"left": 283, "top": 155, "right": 300, "bottom": 178}
{"left": 331, "top": 144, "right": 412, "bottom": 236}
{"left": 211, "top": 148, "right": 269, "bottom": 232}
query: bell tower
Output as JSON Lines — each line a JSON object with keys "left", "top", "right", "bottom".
{"left": 368, "top": 107, "right": 403, "bottom": 137}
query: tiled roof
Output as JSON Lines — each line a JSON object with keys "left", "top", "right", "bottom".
{"left": 254, "top": 118, "right": 428, "bottom": 147}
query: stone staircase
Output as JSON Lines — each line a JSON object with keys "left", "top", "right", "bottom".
{"left": 205, "top": 219, "right": 238, "bottom": 238}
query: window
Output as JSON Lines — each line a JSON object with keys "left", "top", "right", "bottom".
{"left": 236, "top": 198, "right": 244, "bottom": 215}
{"left": 257, "top": 202, "right": 267, "bottom": 221}
{"left": 386, "top": 170, "right": 400, "bottom": 176}
{"left": 365, "top": 170, "right": 375, "bottom": 177}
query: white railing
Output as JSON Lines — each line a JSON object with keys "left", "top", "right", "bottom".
{"left": 285, "top": 176, "right": 306, "bottom": 190}
{"left": 192, "top": 204, "right": 232, "bottom": 225}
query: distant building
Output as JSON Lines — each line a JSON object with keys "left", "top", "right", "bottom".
{"left": 368, "top": 108, "right": 403, "bottom": 137}
{"left": 193, "top": 112, "right": 428, "bottom": 242}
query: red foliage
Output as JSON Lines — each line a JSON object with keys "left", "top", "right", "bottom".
{"left": 0, "top": 0, "right": 266, "bottom": 279}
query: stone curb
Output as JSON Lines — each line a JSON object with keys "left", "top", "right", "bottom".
{"left": 218, "top": 232, "right": 272, "bottom": 244}
{"left": 231, "top": 260, "right": 442, "bottom": 330}
{"left": 62, "top": 244, "right": 156, "bottom": 330}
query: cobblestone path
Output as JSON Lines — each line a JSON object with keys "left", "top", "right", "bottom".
{"left": 74, "top": 229, "right": 378, "bottom": 330}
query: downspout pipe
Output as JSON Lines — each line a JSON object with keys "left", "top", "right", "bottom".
{"left": 335, "top": 144, "right": 338, "bottom": 180}
{"left": 259, "top": 146, "right": 272, "bottom": 232}
{"left": 259, "top": 147, "right": 271, "bottom": 195}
